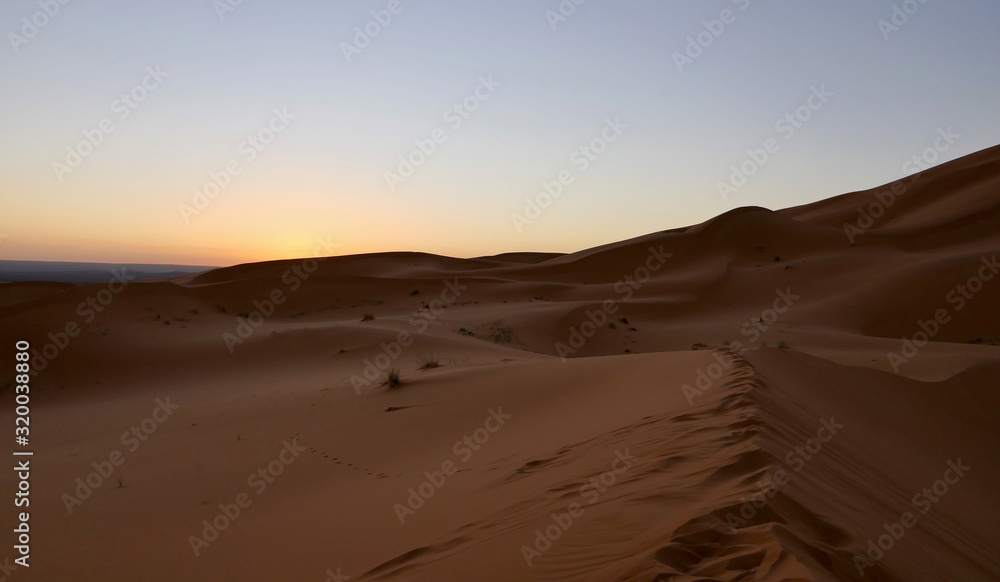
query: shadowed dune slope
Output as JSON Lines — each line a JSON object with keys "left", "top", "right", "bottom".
{"left": 1, "top": 146, "right": 998, "bottom": 581}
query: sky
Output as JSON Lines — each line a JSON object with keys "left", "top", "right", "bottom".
{"left": 1, "top": 0, "right": 998, "bottom": 266}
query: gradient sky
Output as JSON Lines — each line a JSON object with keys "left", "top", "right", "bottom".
{"left": 1, "top": 0, "right": 998, "bottom": 266}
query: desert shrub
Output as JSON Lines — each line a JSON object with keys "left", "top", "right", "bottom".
{"left": 418, "top": 354, "right": 440, "bottom": 370}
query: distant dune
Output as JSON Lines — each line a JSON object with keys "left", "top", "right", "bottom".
{"left": 1, "top": 146, "right": 998, "bottom": 581}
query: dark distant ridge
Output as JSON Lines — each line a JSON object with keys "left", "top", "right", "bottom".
{"left": 0, "top": 260, "right": 217, "bottom": 284}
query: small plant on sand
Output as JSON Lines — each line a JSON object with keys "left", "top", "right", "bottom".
{"left": 384, "top": 368, "right": 402, "bottom": 388}
{"left": 361, "top": 313, "right": 375, "bottom": 321}
{"left": 117, "top": 477, "right": 123, "bottom": 488}
{"left": 486, "top": 321, "right": 514, "bottom": 344}
{"left": 418, "top": 354, "right": 440, "bottom": 370}
{"left": 778, "top": 341, "right": 789, "bottom": 349}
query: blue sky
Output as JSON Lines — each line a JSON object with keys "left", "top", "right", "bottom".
{"left": 1, "top": 0, "right": 998, "bottom": 264}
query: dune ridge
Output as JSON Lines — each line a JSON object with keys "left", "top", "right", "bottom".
{"left": 1, "top": 146, "right": 999, "bottom": 580}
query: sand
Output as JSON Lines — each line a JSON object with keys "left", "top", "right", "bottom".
{"left": 1, "top": 145, "right": 998, "bottom": 581}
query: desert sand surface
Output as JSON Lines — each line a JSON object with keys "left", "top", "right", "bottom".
{"left": 2, "top": 146, "right": 999, "bottom": 581}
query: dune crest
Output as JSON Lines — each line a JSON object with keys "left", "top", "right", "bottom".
{"left": 2, "top": 147, "right": 999, "bottom": 581}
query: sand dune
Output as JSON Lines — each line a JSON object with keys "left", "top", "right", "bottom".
{"left": 2, "top": 146, "right": 999, "bottom": 580}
